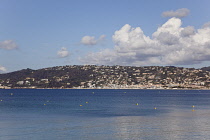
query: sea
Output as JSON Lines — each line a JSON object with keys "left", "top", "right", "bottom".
{"left": 0, "top": 89, "right": 210, "bottom": 140}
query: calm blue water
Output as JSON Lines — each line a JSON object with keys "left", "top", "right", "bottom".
{"left": 0, "top": 89, "right": 210, "bottom": 140}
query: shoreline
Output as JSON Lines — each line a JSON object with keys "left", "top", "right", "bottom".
{"left": 1, "top": 87, "right": 210, "bottom": 90}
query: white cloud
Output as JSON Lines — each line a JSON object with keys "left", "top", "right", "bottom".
{"left": 162, "top": 8, "right": 190, "bottom": 18}
{"left": 81, "top": 36, "right": 97, "bottom": 45}
{"left": 0, "top": 66, "right": 6, "bottom": 72}
{"left": 0, "top": 40, "right": 18, "bottom": 50}
{"left": 81, "top": 17, "right": 210, "bottom": 66}
{"left": 202, "top": 22, "right": 210, "bottom": 28}
{"left": 57, "top": 47, "right": 69, "bottom": 58}
{"left": 99, "top": 35, "right": 106, "bottom": 41}
{"left": 181, "top": 26, "right": 195, "bottom": 37}
{"left": 81, "top": 35, "right": 106, "bottom": 46}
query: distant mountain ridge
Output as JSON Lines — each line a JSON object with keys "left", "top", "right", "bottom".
{"left": 1, "top": 65, "right": 210, "bottom": 89}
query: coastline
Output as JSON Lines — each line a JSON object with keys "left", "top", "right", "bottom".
{"left": 2, "top": 87, "right": 210, "bottom": 90}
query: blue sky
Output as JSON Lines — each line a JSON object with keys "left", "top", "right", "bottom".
{"left": 1, "top": 0, "right": 210, "bottom": 72}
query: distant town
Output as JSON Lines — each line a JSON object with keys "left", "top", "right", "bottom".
{"left": 1, "top": 65, "right": 210, "bottom": 89}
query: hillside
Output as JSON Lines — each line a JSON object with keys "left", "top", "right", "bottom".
{"left": 1, "top": 65, "right": 210, "bottom": 89}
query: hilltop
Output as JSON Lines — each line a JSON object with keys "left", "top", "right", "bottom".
{"left": 1, "top": 65, "right": 210, "bottom": 89}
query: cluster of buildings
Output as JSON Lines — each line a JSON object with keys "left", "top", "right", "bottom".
{"left": 76, "top": 65, "right": 210, "bottom": 89}
{"left": 1, "top": 65, "right": 210, "bottom": 89}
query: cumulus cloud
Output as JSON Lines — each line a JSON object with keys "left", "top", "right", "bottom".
{"left": 162, "top": 8, "right": 190, "bottom": 18}
{"left": 81, "top": 17, "right": 210, "bottom": 66}
{"left": 81, "top": 35, "right": 106, "bottom": 46}
{"left": 0, "top": 40, "right": 18, "bottom": 50}
{"left": 181, "top": 26, "right": 195, "bottom": 37}
{"left": 203, "top": 22, "right": 210, "bottom": 28}
{"left": 0, "top": 66, "right": 6, "bottom": 72}
{"left": 57, "top": 47, "right": 69, "bottom": 58}
{"left": 81, "top": 36, "right": 97, "bottom": 45}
